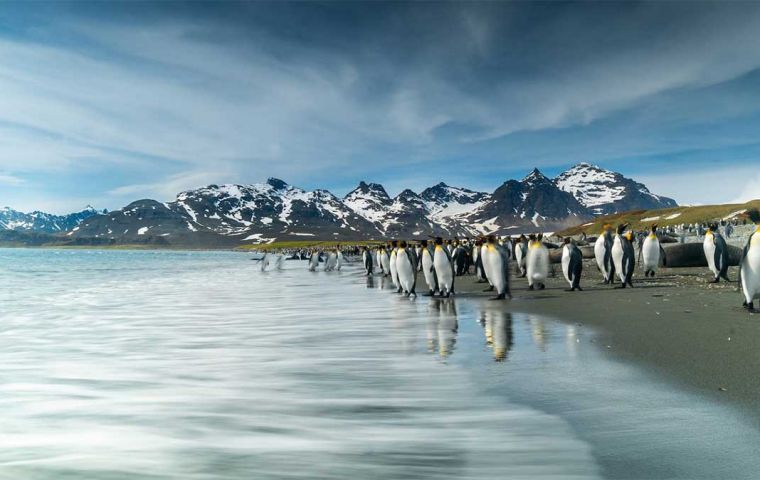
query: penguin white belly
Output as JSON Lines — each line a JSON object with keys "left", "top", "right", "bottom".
{"left": 325, "top": 253, "right": 337, "bottom": 271}
{"left": 703, "top": 237, "right": 718, "bottom": 276}
{"left": 421, "top": 251, "right": 436, "bottom": 292}
{"left": 480, "top": 245, "right": 493, "bottom": 285}
{"left": 741, "top": 236, "right": 760, "bottom": 303}
{"left": 380, "top": 253, "right": 390, "bottom": 274}
{"left": 515, "top": 244, "right": 526, "bottom": 273}
{"left": 612, "top": 237, "right": 625, "bottom": 282}
{"left": 561, "top": 245, "right": 572, "bottom": 286}
{"left": 526, "top": 246, "right": 548, "bottom": 286}
{"left": 485, "top": 247, "right": 506, "bottom": 294}
{"left": 376, "top": 251, "right": 382, "bottom": 270}
{"left": 433, "top": 247, "right": 454, "bottom": 294}
{"left": 594, "top": 236, "right": 608, "bottom": 278}
{"left": 335, "top": 252, "right": 343, "bottom": 271}
{"left": 308, "top": 254, "right": 319, "bottom": 271}
{"left": 261, "top": 255, "right": 270, "bottom": 272}
{"left": 389, "top": 250, "right": 399, "bottom": 286}
{"left": 642, "top": 236, "right": 660, "bottom": 270}
{"left": 396, "top": 250, "right": 415, "bottom": 294}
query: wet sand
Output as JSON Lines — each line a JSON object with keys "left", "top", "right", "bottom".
{"left": 410, "top": 260, "right": 760, "bottom": 426}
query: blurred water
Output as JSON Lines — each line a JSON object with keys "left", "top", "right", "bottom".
{"left": 0, "top": 249, "right": 758, "bottom": 479}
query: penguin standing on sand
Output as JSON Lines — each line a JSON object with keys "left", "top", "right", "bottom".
{"left": 561, "top": 237, "right": 583, "bottom": 291}
{"left": 420, "top": 239, "right": 438, "bottom": 296}
{"left": 308, "top": 250, "right": 320, "bottom": 272}
{"left": 594, "top": 225, "right": 615, "bottom": 284}
{"left": 389, "top": 241, "right": 400, "bottom": 291}
{"left": 362, "top": 247, "right": 373, "bottom": 276}
{"left": 433, "top": 237, "right": 455, "bottom": 297}
{"left": 484, "top": 236, "right": 511, "bottom": 300}
{"left": 740, "top": 209, "right": 760, "bottom": 312}
{"left": 526, "top": 234, "right": 549, "bottom": 290}
{"left": 376, "top": 247, "right": 384, "bottom": 275}
{"left": 514, "top": 235, "right": 529, "bottom": 277}
{"left": 642, "top": 224, "right": 666, "bottom": 277}
{"left": 473, "top": 238, "right": 488, "bottom": 283}
{"left": 452, "top": 242, "right": 468, "bottom": 276}
{"left": 704, "top": 224, "right": 730, "bottom": 283}
{"left": 395, "top": 241, "right": 418, "bottom": 297}
{"left": 611, "top": 224, "right": 635, "bottom": 288}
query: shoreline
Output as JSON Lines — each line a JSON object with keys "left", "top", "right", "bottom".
{"left": 378, "top": 259, "right": 760, "bottom": 427}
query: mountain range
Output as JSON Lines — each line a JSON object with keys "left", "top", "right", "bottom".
{"left": 2, "top": 163, "right": 676, "bottom": 247}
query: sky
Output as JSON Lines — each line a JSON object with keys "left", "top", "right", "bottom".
{"left": 1, "top": 1, "right": 760, "bottom": 213}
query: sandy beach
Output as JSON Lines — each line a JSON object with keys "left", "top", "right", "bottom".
{"left": 392, "top": 259, "right": 760, "bottom": 426}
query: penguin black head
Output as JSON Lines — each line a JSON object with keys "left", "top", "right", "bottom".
{"left": 537, "top": 233, "right": 543, "bottom": 241}
{"left": 420, "top": 239, "right": 428, "bottom": 247}
{"left": 391, "top": 240, "right": 398, "bottom": 247}
{"left": 747, "top": 208, "right": 760, "bottom": 224}
{"left": 650, "top": 224, "right": 658, "bottom": 233}
{"left": 399, "top": 240, "right": 407, "bottom": 248}
{"left": 616, "top": 224, "right": 627, "bottom": 235}
{"left": 708, "top": 223, "right": 718, "bottom": 232}
{"left": 563, "top": 237, "right": 571, "bottom": 245}
{"left": 434, "top": 237, "right": 443, "bottom": 246}
{"left": 528, "top": 234, "right": 537, "bottom": 241}
{"left": 487, "top": 235, "right": 496, "bottom": 244}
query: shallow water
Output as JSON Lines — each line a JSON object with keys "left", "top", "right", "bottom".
{"left": 0, "top": 249, "right": 758, "bottom": 479}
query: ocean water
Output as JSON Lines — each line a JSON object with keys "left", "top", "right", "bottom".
{"left": 0, "top": 249, "right": 758, "bottom": 479}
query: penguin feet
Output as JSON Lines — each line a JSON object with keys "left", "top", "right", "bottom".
{"left": 528, "top": 284, "right": 535, "bottom": 291}
{"left": 396, "top": 287, "right": 403, "bottom": 293}
{"left": 744, "top": 301, "right": 754, "bottom": 312}
{"left": 483, "top": 286, "right": 494, "bottom": 292}
{"left": 615, "top": 284, "right": 626, "bottom": 289}
{"left": 538, "top": 284, "right": 545, "bottom": 290}
{"left": 710, "top": 278, "right": 720, "bottom": 284}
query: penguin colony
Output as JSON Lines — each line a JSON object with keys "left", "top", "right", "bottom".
{"left": 289, "top": 208, "right": 760, "bottom": 312}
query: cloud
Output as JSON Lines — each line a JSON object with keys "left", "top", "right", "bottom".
{"left": 0, "top": 173, "right": 24, "bottom": 185}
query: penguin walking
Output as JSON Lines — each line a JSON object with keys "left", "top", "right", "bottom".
{"left": 433, "top": 237, "right": 455, "bottom": 297}
{"left": 514, "top": 235, "right": 528, "bottom": 277}
{"left": 324, "top": 251, "right": 338, "bottom": 272}
{"left": 395, "top": 241, "right": 418, "bottom": 297}
{"left": 740, "top": 209, "right": 760, "bottom": 311}
{"left": 473, "top": 239, "right": 488, "bottom": 283}
{"left": 273, "top": 254, "right": 285, "bottom": 270}
{"left": 526, "top": 234, "right": 549, "bottom": 290}
{"left": 480, "top": 239, "right": 495, "bottom": 291}
{"left": 334, "top": 249, "right": 344, "bottom": 271}
{"left": 594, "top": 225, "right": 615, "bottom": 284}
{"left": 420, "top": 240, "right": 438, "bottom": 296}
{"left": 362, "top": 247, "right": 374, "bottom": 276}
{"left": 642, "top": 224, "right": 666, "bottom": 277}
{"left": 611, "top": 224, "right": 635, "bottom": 288}
{"left": 484, "top": 236, "right": 511, "bottom": 300}
{"left": 259, "top": 253, "right": 271, "bottom": 272}
{"left": 561, "top": 237, "right": 583, "bottom": 291}
{"left": 308, "top": 250, "right": 320, "bottom": 271}
{"left": 379, "top": 247, "right": 391, "bottom": 277}
{"left": 389, "top": 241, "right": 401, "bottom": 292}
{"left": 376, "top": 247, "right": 384, "bottom": 275}
{"left": 704, "top": 224, "right": 730, "bottom": 283}
{"left": 452, "top": 242, "right": 468, "bottom": 276}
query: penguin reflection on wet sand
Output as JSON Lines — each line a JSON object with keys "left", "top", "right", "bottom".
{"left": 704, "top": 224, "right": 730, "bottom": 283}
{"left": 433, "top": 237, "right": 455, "bottom": 297}
{"left": 481, "top": 310, "right": 514, "bottom": 362}
{"left": 429, "top": 299, "right": 458, "bottom": 359}
{"left": 561, "top": 237, "right": 583, "bottom": 292}
{"left": 612, "top": 224, "right": 635, "bottom": 288}
{"left": 740, "top": 209, "right": 760, "bottom": 312}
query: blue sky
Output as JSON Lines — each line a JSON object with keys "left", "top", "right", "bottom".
{"left": 1, "top": 1, "right": 760, "bottom": 213}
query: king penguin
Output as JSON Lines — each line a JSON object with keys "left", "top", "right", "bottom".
{"left": 376, "top": 247, "right": 384, "bottom": 275}
{"left": 704, "top": 224, "right": 730, "bottom": 283}
{"left": 514, "top": 234, "right": 529, "bottom": 278}
{"left": 526, "top": 233, "right": 549, "bottom": 290}
{"left": 561, "top": 237, "right": 583, "bottom": 291}
{"left": 362, "top": 247, "right": 373, "bottom": 276}
{"left": 484, "top": 236, "right": 511, "bottom": 300}
{"left": 740, "top": 209, "right": 760, "bottom": 312}
{"left": 395, "top": 240, "right": 418, "bottom": 297}
{"left": 594, "top": 224, "right": 615, "bottom": 284}
{"left": 308, "top": 250, "right": 320, "bottom": 272}
{"left": 452, "top": 241, "right": 468, "bottom": 276}
{"left": 433, "top": 237, "right": 455, "bottom": 297}
{"left": 389, "top": 241, "right": 401, "bottom": 292}
{"left": 420, "top": 239, "right": 438, "bottom": 296}
{"left": 379, "top": 246, "right": 391, "bottom": 277}
{"left": 642, "top": 224, "right": 666, "bottom": 277}
{"left": 611, "top": 224, "right": 635, "bottom": 288}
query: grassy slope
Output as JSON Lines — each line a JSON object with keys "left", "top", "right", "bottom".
{"left": 559, "top": 199, "right": 760, "bottom": 236}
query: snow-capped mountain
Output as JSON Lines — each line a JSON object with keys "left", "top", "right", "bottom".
{"left": 463, "top": 169, "right": 590, "bottom": 234}
{"left": 556, "top": 162, "right": 677, "bottom": 215}
{"left": 58, "top": 165, "right": 676, "bottom": 246}
{"left": 0, "top": 205, "right": 103, "bottom": 233}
